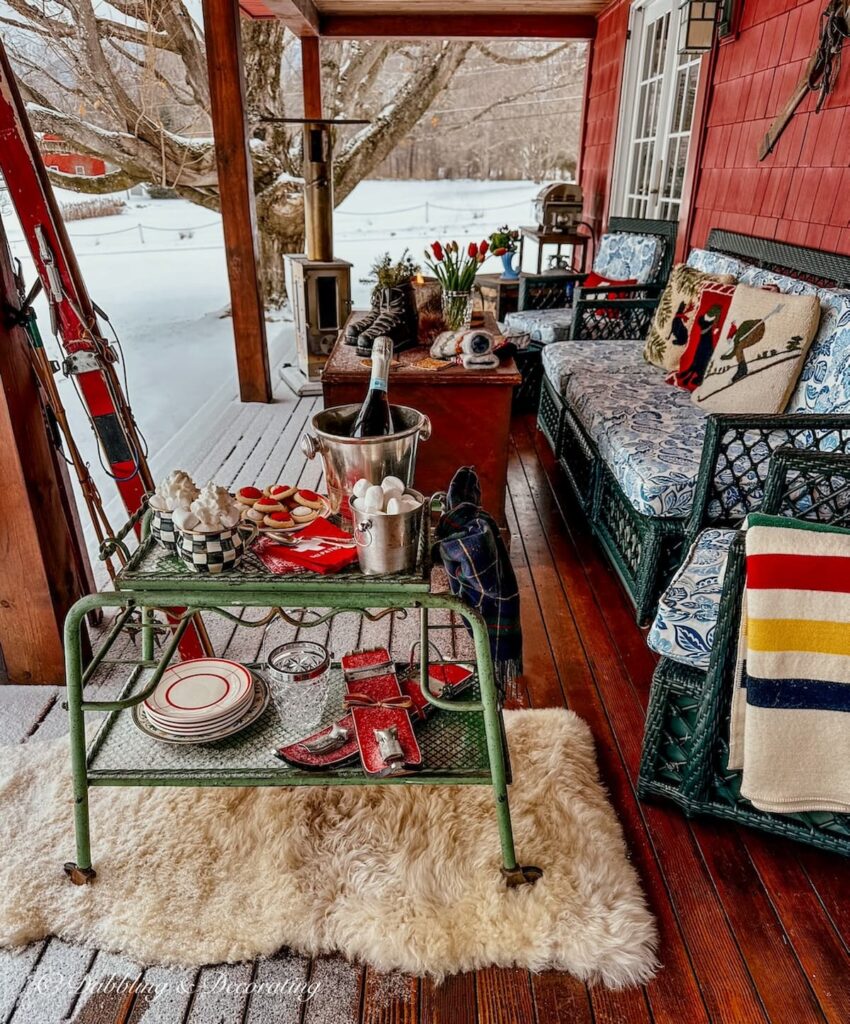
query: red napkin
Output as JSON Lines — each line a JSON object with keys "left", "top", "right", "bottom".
{"left": 254, "top": 517, "right": 358, "bottom": 575}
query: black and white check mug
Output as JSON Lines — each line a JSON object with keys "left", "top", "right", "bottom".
{"left": 150, "top": 507, "right": 179, "bottom": 554}
{"left": 176, "top": 521, "right": 258, "bottom": 574}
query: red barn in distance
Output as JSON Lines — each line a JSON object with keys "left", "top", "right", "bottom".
{"left": 39, "top": 134, "right": 105, "bottom": 177}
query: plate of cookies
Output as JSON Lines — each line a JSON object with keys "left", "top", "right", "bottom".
{"left": 235, "top": 484, "right": 331, "bottom": 534}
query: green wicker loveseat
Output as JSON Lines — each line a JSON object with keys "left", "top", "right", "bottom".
{"left": 640, "top": 450, "right": 850, "bottom": 854}
{"left": 537, "top": 230, "right": 850, "bottom": 624}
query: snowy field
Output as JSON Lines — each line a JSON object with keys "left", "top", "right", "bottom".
{"left": 1, "top": 179, "right": 538, "bottom": 553}
{"left": 2, "top": 178, "right": 539, "bottom": 452}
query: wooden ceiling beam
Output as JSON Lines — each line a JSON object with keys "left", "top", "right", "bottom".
{"left": 251, "top": 0, "right": 319, "bottom": 34}
{"left": 318, "top": 13, "right": 597, "bottom": 39}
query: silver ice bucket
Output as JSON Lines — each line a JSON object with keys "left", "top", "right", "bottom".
{"left": 352, "top": 489, "right": 425, "bottom": 575}
{"left": 301, "top": 404, "right": 431, "bottom": 515}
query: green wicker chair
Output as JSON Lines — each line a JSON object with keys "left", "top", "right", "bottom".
{"left": 540, "top": 230, "right": 850, "bottom": 624}
{"left": 639, "top": 450, "right": 850, "bottom": 855}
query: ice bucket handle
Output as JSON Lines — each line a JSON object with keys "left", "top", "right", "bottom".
{"left": 419, "top": 415, "right": 432, "bottom": 442}
{"left": 300, "top": 432, "right": 321, "bottom": 460}
{"left": 354, "top": 520, "right": 373, "bottom": 548}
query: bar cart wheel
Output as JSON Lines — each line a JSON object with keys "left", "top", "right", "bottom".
{"left": 64, "top": 862, "right": 97, "bottom": 886}
{"left": 501, "top": 864, "right": 543, "bottom": 888}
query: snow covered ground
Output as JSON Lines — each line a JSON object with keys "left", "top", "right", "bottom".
{"left": 0, "top": 178, "right": 539, "bottom": 543}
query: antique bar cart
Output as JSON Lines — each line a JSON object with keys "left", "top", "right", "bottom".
{"left": 62, "top": 506, "right": 542, "bottom": 888}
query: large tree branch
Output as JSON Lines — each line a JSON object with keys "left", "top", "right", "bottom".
{"left": 334, "top": 41, "right": 471, "bottom": 202}
{"left": 45, "top": 167, "right": 145, "bottom": 193}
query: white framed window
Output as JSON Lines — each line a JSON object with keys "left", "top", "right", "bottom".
{"left": 612, "top": 0, "right": 702, "bottom": 221}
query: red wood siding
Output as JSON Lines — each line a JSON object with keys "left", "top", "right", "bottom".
{"left": 579, "top": 0, "right": 850, "bottom": 255}
{"left": 580, "top": 0, "right": 630, "bottom": 234}
{"left": 42, "top": 153, "right": 106, "bottom": 177}
{"left": 689, "top": 0, "right": 850, "bottom": 255}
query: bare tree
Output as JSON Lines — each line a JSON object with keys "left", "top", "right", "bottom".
{"left": 1, "top": 2, "right": 471, "bottom": 303}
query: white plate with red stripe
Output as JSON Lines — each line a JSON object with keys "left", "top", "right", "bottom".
{"left": 143, "top": 659, "right": 253, "bottom": 726}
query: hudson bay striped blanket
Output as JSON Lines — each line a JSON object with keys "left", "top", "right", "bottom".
{"left": 729, "top": 513, "right": 850, "bottom": 814}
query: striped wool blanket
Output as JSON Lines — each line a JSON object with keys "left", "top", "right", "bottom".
{"left": 729, "top": 513, "right": 850, "bottom": 814}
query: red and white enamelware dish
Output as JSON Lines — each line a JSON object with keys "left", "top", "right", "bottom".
{"left": 144, "top": 659, "right": 253, "bottom": 725}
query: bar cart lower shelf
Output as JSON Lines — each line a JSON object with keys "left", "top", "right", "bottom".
{"left": 62, "top": 514, "right": 543, "bottom": 889}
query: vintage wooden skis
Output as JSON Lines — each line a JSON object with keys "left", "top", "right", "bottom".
{"left": 0, "top": 39, "right": 209, "bottom": 658}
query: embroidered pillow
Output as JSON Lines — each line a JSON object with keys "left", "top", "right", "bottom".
{"left": 669, "top": 282, "right": 737, "bottom": 391}
{"left": 644, "top": 264, "right": 737, "bottom": 371}
{"left": 692, "top": 285, "right": 821, "bottom": 414}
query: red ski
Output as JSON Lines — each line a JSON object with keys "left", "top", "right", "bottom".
{"left": 0, "top": 40, "right": 208, "bottom": 658}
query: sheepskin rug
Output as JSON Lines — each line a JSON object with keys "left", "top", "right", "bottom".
{"left": 0, "top": 708, "right": 657, "bottom": 986}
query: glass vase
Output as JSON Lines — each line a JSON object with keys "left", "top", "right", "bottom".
{"left": 441, "top": 289, "right": 474, "bottom": 331}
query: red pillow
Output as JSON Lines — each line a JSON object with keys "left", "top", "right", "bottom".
{"left": 669, "top": 282, "right": 737, "bottom": 391}
{"left": 583, "top": 271, "right": 639, "bottom": 319}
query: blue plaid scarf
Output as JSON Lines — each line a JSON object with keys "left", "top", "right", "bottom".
{"left": 433, "top": 467, "right": 522, "bottom": 695}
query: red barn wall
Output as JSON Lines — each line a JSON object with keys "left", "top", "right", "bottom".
{"left": 580, "top": 0, "right": 850, "bottom": 255}
{"left": 579, "top": 0, "right": 630, "bottom": 234}
{"left": 42, "top": 153, "right": 106, "bottom": 177}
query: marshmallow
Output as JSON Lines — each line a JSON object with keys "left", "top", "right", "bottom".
{"left": 353, "top": 477, "right": 371, "bottom": 500}
{"left": 364, "top": 485, "right": 385, "bottom": 513}
{"left": 385, "top": 497, "right": 402, "bottom": 515}
{"left": 172, "top": 506, "right": 200, "bottom": 531}
{"left": 382, "top": 475, "right": 405, "bottom": 493}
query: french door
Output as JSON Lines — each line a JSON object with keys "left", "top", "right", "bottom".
{"left": 613, "top": 0, "right": 701, "bottom": 221}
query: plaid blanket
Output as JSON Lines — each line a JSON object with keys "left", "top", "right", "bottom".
{"left": 433, "top": 467, "right": 522, "bottom": 696}
{"left": 729, "top": 513, "right": 850, "bottom": 814}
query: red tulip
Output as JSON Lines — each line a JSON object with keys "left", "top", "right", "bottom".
{"left": 493, "top": 247, "right": 507, "bottom": 256}
{"left": 479, "top": 240, "right": 489, "bottom": 256}
{"left": 467, "top": 241, "right": 478, "bottom": 258}
{"left": 431, "top": 241, "right": 444, "bottom": 261}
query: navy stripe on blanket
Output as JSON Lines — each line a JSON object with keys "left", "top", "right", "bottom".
{"left": 743, "top": 672, "right": 850, "bottom": 713}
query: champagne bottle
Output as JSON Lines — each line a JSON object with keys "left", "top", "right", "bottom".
{"left": 350, "top": 336, "right": 395, "bottom": 438}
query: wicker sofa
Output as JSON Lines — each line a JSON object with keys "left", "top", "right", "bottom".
{"left": 640, "top": 450, "right": 850, "bottom": 854}
{"left": 537, "top": 230, "right": 850, "bottom": 623}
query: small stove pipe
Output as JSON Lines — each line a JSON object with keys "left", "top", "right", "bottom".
{"left": 303, "top": 122, "right": 333, "bottom": 262}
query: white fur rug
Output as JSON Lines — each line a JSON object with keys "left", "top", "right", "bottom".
{"left": 0, "top": 709, "right": 657, "bottom": 986}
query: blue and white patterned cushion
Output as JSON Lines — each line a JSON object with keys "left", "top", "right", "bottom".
{"left": 685, "top": 248, "right": 753, "bottom": 280}
{"left": 594, "top": 232, "right": 665, "bottom": 285}
{"left": 788, "top": 290, "right": 850, "bottom": 414}
{"left": 504, "top": 307, "right": 574, "bottom": 344}
{"left": 542, "top": 337, "right": 647, "bottom": 392}
{"left": 570, "top": 372, "right": 710, "bottom": 517}
{"left": 648, "top": 528, "right": 737, "bottom": 670}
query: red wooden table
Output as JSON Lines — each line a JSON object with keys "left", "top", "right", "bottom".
{"left": 321, "top": 312, "right": 521, "bottom": 527}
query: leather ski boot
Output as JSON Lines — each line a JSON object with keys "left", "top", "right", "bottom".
{"left": 356, "top": 285, "right": 415, "bottom": 357}
{"left": 344, "top": 290, "right": 381, "bottom": 347}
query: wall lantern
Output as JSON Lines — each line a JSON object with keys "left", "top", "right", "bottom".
{"left": 678, "top": 0, "right": 719, "bottom": 53}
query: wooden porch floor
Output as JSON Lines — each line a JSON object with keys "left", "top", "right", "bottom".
{"left": 0, "top": 399, "right": 847, "bottom": 1024}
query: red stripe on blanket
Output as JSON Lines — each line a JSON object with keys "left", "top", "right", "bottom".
{"left": 747, "top": 553, "right": 850, "bottom": 593}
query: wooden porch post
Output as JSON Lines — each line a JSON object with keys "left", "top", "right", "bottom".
{"left": 301, "top": 35, "right": 323, "bottom": 119}
{"left": 0, "top": 217, "right": 90, "bottom": 683}
{"left": 202, "top": 0, "right": 272, "bottom": 403}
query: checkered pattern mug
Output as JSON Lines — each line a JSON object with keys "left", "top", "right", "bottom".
{"left": 176, "top": 522, "right": 258, "bottom": 574}
{"left": 150, "top": 508, "right": 179, "bottom": 554}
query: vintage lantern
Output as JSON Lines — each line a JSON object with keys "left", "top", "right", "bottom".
{"left": 677, "top": 0, "right": 719, "bottom": 53}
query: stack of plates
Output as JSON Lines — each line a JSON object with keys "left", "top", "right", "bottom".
{"left": 133, "top": 658, "right": 269, "bottom": 744}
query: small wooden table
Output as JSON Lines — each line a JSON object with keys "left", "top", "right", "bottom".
{"left": 476, "top": 273, "right": 519, "bottom": 321}
{"left": 321, "top": 311, "right": 521, "bottom": 527}
{"left": 519, "top": 226, "right": 589, "bottom": 275}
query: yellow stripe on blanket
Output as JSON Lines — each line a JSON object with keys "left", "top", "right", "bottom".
{"left": 748, "top": 617, "right": 850, "bottom": 656}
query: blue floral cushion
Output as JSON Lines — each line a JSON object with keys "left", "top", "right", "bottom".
{"left": 594, "top": 232, "right": 665, "bottom": 285}
{"left": 685, "top": 248, "right": 753, "bottom": 280}
{"left": 788, "top": 290, "right": 850, "bottom": 414}
{"left": 542, "top": 337, "right": 647, "bottom": 393}
{"left": 570, "top": 372, "right": 709, "bottom": 517}
{"left": 648, "top": 528, "right": 737, "bottom": 670}
{"left": 504, "top": 307, "right": 574, "bottom": 344}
